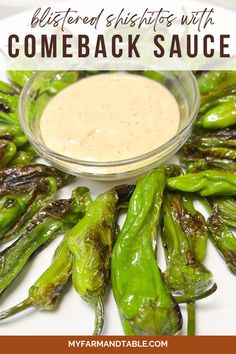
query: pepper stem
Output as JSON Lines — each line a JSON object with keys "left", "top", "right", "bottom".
{"left": 176, "top": 283, "right": 217, "bottom": 304}
{"left": 93, "top": 297, "right": 104, "bottom": 336}
{"left": 187, "top": 302, "right": 196, "bottom": 335}
{"left": 0, "top": 297, "right": 32, "bottom": 321}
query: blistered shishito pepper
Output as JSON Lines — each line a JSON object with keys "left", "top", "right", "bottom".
{"left": 66, "top": 186, "right": 133, "bottom": 336}
{"left": 182, "top": 157, "right": 236, "bottom": 173}
{"left": 0, "top": 80, "right": 16, "bottom": 94}
{"left": 183, "top": 128, "right": 236, "bottom": 149}
{"left": 195, "top": 101, "right": 236, "bottom": 129}
{"left": 7, "top": 71, "right": 35, "bottom": 88}
{"left": 208, "top": 197, "right": 236, "bottom": 228}
{"left": 207, "top": 212, "right": 236, "bottom": 275}
{"left": 197, "top": 71, "right": 236, "bottom": 96}
{"left": 0, "top": 91, "right": 19, "bottom": 125}
{"left": 9, "top": 150, "right": 35, "bottom": 166}
{"left": 0, "top": 164, "right": 69, "bottom": 242}
{"left": 161, "top": 192, "right": 216, "bottom": 303}
{"left": 112, "top": 169, "right": 182, "bottom": 336}
{"left": 0, "top": 177, "right": 58, "bottom": 243}
{"left": 0, "top": 164, "right": 69, "bottom": 196}
{"left": 0, "top": 187, "right": 90, "bottom": 297}
{"left": 180, "top": 194, "right": 211, "bottom": 335}
{"left": 167, "top": 170, "right": 236, "bottom": 196}
{"left": 0, "top": 187, "right": 92, "bottom": 320}
{"left": 0, "top": 140, "right": 17, "bottom": 167}
{"left": 0, "top": 123, "right": 28, "bottom": 147}
{"left": 200, "top": 95, "right": 236, "bottom": 114}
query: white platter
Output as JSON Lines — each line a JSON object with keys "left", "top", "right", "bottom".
{"left": 0, "top": 1, "right": 235, "bottom": 336}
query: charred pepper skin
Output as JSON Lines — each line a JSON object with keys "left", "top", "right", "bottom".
{"left": 0, "top": 177, "right": 58, "bottom": 243}
{"left": 207, "top": 212, "right": 236, "bottom": 275}
{"left": 66, "top": 189, "right": 120, "bottom": 336}
{"left": 0, "top": 164, "right": 69, "bottom": 196}
{"left": 167, "top": 170, "right": 236, "bottom": 196}
{"left": 197, "top": 71, "right": 236, "bottom": 97}
{"left": 112, "top": 169, "right": 182, "bottom": 336}
{"left": 208, "top": 197, "right": 236, "bottom": 228}
{"left": 0, "top": 187, "right": 88, "bottom": 297}
{"left": 0, "top": 164, "right": 69, "bottom": 243}
{"left": 161, "top": 192, "right": 216, "bottom": 304}
{"left": 182, "top": 157, "right": 236, "bottom": 173}
{"left": 0, "top": 187, "right": 92, "bottom": 321}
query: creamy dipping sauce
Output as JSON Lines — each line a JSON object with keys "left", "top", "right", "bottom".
{"left": 40, "top": 73, "right": 180, "bottom": 162}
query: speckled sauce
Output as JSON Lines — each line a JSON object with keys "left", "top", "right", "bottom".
{"left": 40, "top": 73, "right": 180, "bottom": 162}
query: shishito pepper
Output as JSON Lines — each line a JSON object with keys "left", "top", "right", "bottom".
{"left": 0, "top": 177, "right": 57, "bottom": 243}
{"left": 199, "top": 198, "right": 236, "bottom": 275}
{"left": 112, "top": 169, "right": 182, "bottom": 336}
{"left": 0, "top": 123, "right": 28, "bottom": 147}
{"left": 0, "top": 164, "right": 69, "bottom": 242}
{"left": 66, "top": 185, "right": 134, "bottom": 336}
{"left": 207, "top": 212, "right": 236, "bottom": 275}
{"left": 161, "top": 192, "right": 216, "bottom": 304}
{"left": 7, "top": 71, "right": 35, "bottom": 88}
{"left": 0, "top": 187, "right": 90, "bottom": 297}
{"left": 0, "top": 139, "right": 17, "bottom": 167}
{"left": 199, "top": 94, "right": 236, "bottom": 114}
{"left": 167, "top": 170, "right": 236, "bottom": 196}
{"left": 0, "top": 80, "right": 17, "bottom": 95}
{"left": 0, "top": 164, "right": 69, "bottom": 196}
{"left": 0, "top": 187, "right": 92, "bottom": 320}
{"left": 208, "top": 197, "right": 236, "bottom": 228}
{"left": 182, "top": 157, "right": 236, "bottom": 173}
{"left": 197, "top": 71, "right": 236, "bottom": 97}
{"left": 195, "top": 101, "right": 236, "bottom": 130}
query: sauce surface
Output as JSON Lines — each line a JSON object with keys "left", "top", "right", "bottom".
{"left": 40, "top": 73, "right": 180, "bottom": 162}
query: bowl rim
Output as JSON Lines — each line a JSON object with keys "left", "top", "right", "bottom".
{"left": 19, "top": 70, "right": 200, "bottom": 168}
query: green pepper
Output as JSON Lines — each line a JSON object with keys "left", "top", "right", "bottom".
{"left": 182, "top": 145, "right": 236, "bottom": 161}
{"left": 207, "top": 212, "right": 236, "bottom": 275}
{"left": 0, "top": 187, "right": 92, "bottom": 321}
{"left": 185, "top": 128, "right": 236, "bottom": 148}
{"left": 180, "top": 195, "right": 211, "bottom": 335}
{"left": 200, "top": 95, "right": 236, "bottom": 114}
{"left": 195, "top": 101, "right": 236, "bottom": 129}
{"left": 197, "top": 71, "right": 236, "bottom": 96}
{"left": 0, "top": 177, "right": 58, "bottom": 243}
{"left": 0, "top": 123, "right": 28, "bottom": 147}
{"left": 161, "top": 192, "right": 216, "bottom": 303}
{"left": 66, "top": 190, "right": 117, "bottom": 335}
{"left": 66, "top": 185, "right": 133, "bottom": 335}
{"left": 167, "top": 170, "right": 236, "bottom": 196}
{"left": 0, "top": 92, "right": 19, "bottom": 111}
{"left": 0, "top": 187, "right": 90, "bottom": 297}
{"left": 0, "top": 164, "right": 69, "bottom": 196}
{"left": 182, "top": 157, "right": 236, "bottom": 173}
{"left": 112, "top": 169, "right": 182, "bottom": 335}
{"left": 8, "top": 150, "right": 35, "bottom": 166}
{"left": 210, "top": 197, "right": 236, "bottom": 228}
{"left": 0, "top": 81, "right": 16, "bottom": 95}
{"left": 7, "top": 71, "right": 35, "bottom": 88}
{"left": 0, "top": 240, "right": 72, "bottom": 321}
{"left": 0, "top": 139, "right": 17, "bottom": 167}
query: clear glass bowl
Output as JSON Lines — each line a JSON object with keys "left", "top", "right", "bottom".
{"left": 19, "top": 71, "right": 200, "bottom": 180}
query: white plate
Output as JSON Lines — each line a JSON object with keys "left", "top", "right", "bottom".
{"left": 0, "top": 3, "right": 236, "bottom": 336}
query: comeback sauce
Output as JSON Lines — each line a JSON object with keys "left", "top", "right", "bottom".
{"left": 40, "top": 73, "right": 180, "bottom": 162}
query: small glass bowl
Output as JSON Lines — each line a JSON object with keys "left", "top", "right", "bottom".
{"left": 19, "top": 71, "right": 200, "bottom": 180}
